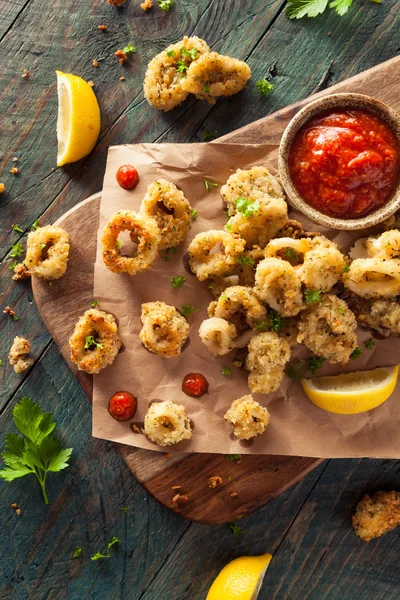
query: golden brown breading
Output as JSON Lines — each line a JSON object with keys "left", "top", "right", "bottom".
{"left": 352, "top": 491, "right": 400, "bottom": 542}
{"left": 144, "top": 401, "right": 192, "bottom": 446}
{"left": 246, "top": 331, "right": 291, "bottom": 394}
{"left": 198, "top": 317, "right": 237, "bottom": 356}
{"left": 139, "top": 301, "right": 189, "bottom": 358}
{"left": 210, "top": 285, "right": 267, "bottom": 329}
{"left": 188, "top": 230, "right": 245, "bottom": 281}
{"left": 8, "top": 336, "right": 34, "bottom": 373}
{"left": 224, "top": 395, "right": 270, "bottom": 440}
{"left": 12, "top": 263, "right": 31, "bottom": 281}
{"left": 347, "top": 296, "right": 400, "bottom": 337}
{"left": 25, "top": 225, "right": 69, "bottom": 280}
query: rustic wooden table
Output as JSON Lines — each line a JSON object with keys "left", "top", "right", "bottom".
{"left": 1, "top": 1, "right": 399, "bottom": 598}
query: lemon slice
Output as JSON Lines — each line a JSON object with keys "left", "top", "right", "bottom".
{"left": 56, "top": 71, "right": 100, "bottom": 166}
{"left": 206, "top": 552, "right": 272, "bottom": 600}
{"left": 301, "top": 365, "right": 399, "bottom": 414}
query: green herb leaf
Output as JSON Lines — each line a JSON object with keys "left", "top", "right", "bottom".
{"left": 255, "top": 79, "right": 274, "bottom": 96}
{"left": 180, "top": 47, "right": 197, "bottom": 60}
{"left": 221, "top": 367, "right": 232, "bottom": 377}
{"left": 0, "top": 360, "right": 3, "bottom": 367}
{"left": 9, "top": 260, "right": 18, "bottom": 271}
{"left": 337, "top": 307, "right": 345, "bottom": 315}
{"left": 364, "top": 338, "right": 375, "bottom": 351}
{"left": 32, "top": 220, "right": 40, "bottom": 230}
{"left": 285, "top": 359, "right": 304, "bottom": 381}
{"left": 166, "top": 49, "right": 176, "bottom": 57}
{"left": 284, "top": 247, "right": 300, "bottom": 263}
{"left": 91, "top": 537, "right": 119, "bottom": 561}
{"left": 225, "top": 222, "right": 233, "bottom": 231}
{"left": 342, "top": 265, "right": 350, "bottom": 273}
{"left": 286, "top": 0, "right": 329, "bottom": 19}
{"left": 269, "top": 309, "right": 285, "bottom": 333}
{"left": 122, "top": 43, "right": 136, "bottom": 56}
{"left": 84, "top": 336, "right": 103, "bottom": 350}
{"left": 176, "top": 61, "right": 188, "bottom": 75}
{"left": 350, "top": 346, "right": 363, "bottom": 360}
{"left": 73, "top": 547, "right": 83, "bottom": 559}
{"left": 191, "top": 209, "right": 198, "bottom": 220}
{"left": 116, "top": 239, "right": 123, "bottom": 250}
{"left": 202, "top": 129, "right": 219, "bottom": 142}
{"left": 171, "top": 275, "right": 186, "bottom": 288}
{"left": 234, "top": 197, "right": 258, "bottom": 218}
{"left": 304, "top": 289, "right": 322, "bottom": 304}
{"left": 236, "top": 255, "right": 255, "bottom": 268}
{"left": 91, "top": 300, "right": 99, "bottom": 307}
{"left": 226, "top": 454, "right": 241, "bottom": 461}
{"left": 121, "top": 507, "right": 129, "bottom": 513}
{"left": 203, "top": 83, "right": 210, "bottom": 93}
{"left": 181, "top": 304, "right": 196, "bottom": 317}
{"left": 162, "top": 247, "right": 177, "bottom": 261}
{"left": 204, "top": 179, "right": 218, "bottom": 192}
{"left": 10, "top": 242, "right": 24, "bottom": 258}
{"left": 158, "top": 0, "right": 174, "bottom": 11}
{"left": 227, "top": 475, "right": 233, "bottom": 481}
{"left": 255, "top": 320, "right": 269, "bottom": 332}
{"left": 228, "top": 522, "right": 244, "bottom": 535}
{"left": 307, "top": 355, "right": 325, "bottom": 375}
{"left": 329, "top": 0, "right": 353, "bottom": 15}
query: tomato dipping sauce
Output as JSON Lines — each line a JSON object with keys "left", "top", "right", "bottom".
{"left": 288, "top": 108, "right": 400, "bottom": 218}
{"left": 108, "top": 391, "right": 137, "bottom": 421}
{"left": 182, "top": 373, "right": 209, "bottom": 398}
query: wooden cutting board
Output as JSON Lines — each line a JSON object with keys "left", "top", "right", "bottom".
{"left": 32, "top": 56, "right": 400, "bottom": 524}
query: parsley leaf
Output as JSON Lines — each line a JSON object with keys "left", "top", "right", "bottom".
{"left": 12, "top": 224, "right": 24, "bottom": 233}
{"left": 255, "top": 320, "right": 269, "bottom": 332}
{"left": 221, "top": 367, "right": 232, "bottom": 376}
{"left": 32, "top": 220, "right": 40, "bottom": 230}
{"left": 350, "top": 346, "right": 363, "bottom": 360}
{"left": 122, "top": 43, "right": 136, "bottom": 56}
{"left": 364, "top": 338, "right": 375, "bottom": 351}
{"left": 9, "top": 260, "right": 18, "bottom": 271}
{"left": 181, "top": 304, "right": 196, "bottom": 317}
{"left": 227, "top": 475, "right": 233, "bottom": 481}
{"left": 176, "top": 61, "right": 189, "bottom": 76}
{"left": 84, "top": 336, "right": 103, "bottom": 350}
{"left": 285, "top": 358, "right": 304, "bottom": 381}
{"left": 162, "top": 247, "right": 177, "bottom": 261}
{"left": 342, "top": 265, "right": 350, "bottom": 273}
{"left": 307, "top": 355, "right": 325, "bottom": 375}
{"left": 91, "top": 300, "right": 99, "bottom": 307}
{"left": 228, "top": 522, "right": 244, "bottom": 535}
{"left": 171, "top": 275, "right": 186, "bottom": 288}
{"left": 256, "top": 79, "right": 274, "bottom": 96}
{"left": 10, "top": 243, "right": 24, "bottom": 258}
{"left": 73, "top": 547, "right": 83, "bottom": 559}
{"left": 0, "top": 360, "right": 3, "bottom": 367}
{"left": 304, "top": 288, "right": 322, "bottom": 304}
{"left": 202, "top": 130, "right": 219, "bottom": 142}
{"left": 284, "top": 247, "right": 300, "bottom": 263}
{"left": 234, "top": 197, "right": 258, "bottom": 217}
{"left": 269, "top": 309, "right": 285, "bottom": 333}
{"left": 91, "top": 537, "right": 120, "bottom": 561}
{"left": 225, "top": 222, "right": 233, "bottom": 231}
{"left": 181, "top": 47, "right": 197, "bottom": 60}
{"left": 116, "top": 239, "right": 123, "bottom": 250}
{"left": 0, "top": 398, "right": 73, "bottom": 504}
{"left": 236, "top": 255, "right": 255, "bottom": 268}
{"left": 204, "top": 179, "right": 218, "bottom": 192}
{"left": 166, "top": 49, "right": 176, "bottom": 57}
{"left": 329, "top": 0, "right": 353, "bottom": 15}
{"left": 226, "top": 454, "right": 241, "bottom": 461}
{"left": 203, "top": 83, "right": 210, "bottom": 93}
{"left": 286, "top": 0, "right": 329, "bottom": 19}
{"left": 158, "top": 0, "right": 174, "bottom": 11}
{"left": 191, "top": 209, "right": 198, "bottom": 220}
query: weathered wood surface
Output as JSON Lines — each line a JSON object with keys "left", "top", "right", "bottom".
{"left": 1, "top": 0, "right": 400, "bottom": 598}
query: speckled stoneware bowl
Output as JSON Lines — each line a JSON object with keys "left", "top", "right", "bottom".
{"left": 278, "top": 93, "right": 400, "bottom": 230}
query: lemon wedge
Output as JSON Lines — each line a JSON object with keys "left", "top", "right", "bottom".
{"left": 301, "top": 365, "right": 399, "bottom": 414}
{"left": 56, "top": 71, "right": 100, "bottom": 166}
{"left": 206, "top": 552, "right": 272, "bottom": 600}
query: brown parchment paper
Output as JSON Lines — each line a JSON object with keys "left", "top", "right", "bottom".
{"left": 93, "top": 143, "right": 400, "bottom": 458}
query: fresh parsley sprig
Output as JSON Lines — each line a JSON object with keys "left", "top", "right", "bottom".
{"left": 122, "top": 43, "right": 136, "bottom": 56}
{"left": 158, "top": 0, "right": 174, "bottom": 11}
{"left": 228, "top": 522, "right": 244, "bottom": 535}
{"left": 171, "top": 275, "right": 186, "bottom": 288}
{"left": 0, "top": 397, "right": 73, "bottom": 504}
{"left": 91, "top": 537, "right": 120, "bottom": 561}
{"left": 202, "top": 130, "right": 219, "bottom": 142}
{"left": 234, "top": 197, "right": 258, "bottom": 218}
{"left": 84, "top": 336, "right": 103, "bottom": 350}
{"left": 181, "top": 304, "right": 196, "bottom": 317}
{"left": 204, "top": 179, "right": 218, "bottom": 192}
{"left": 236, "top": 255, "right": 255, "bottom": 268}
{"left": 10, "top": 242, "right": 24, "bottom": 258}
{"left": 256, "top": 79, "right": 274, "bottom": 96}
{"left": 286, "top": 0, "right": 354, "bottom": 19}
{"left": 304, "top": 288, "right": 322, "bottom": 304}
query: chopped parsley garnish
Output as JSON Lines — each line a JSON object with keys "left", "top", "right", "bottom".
{"left": 73, "top": 547, "right": 83, "bottom": 559}
{"left": 202, "top": 129, "right": 219, "bottom": 142}
{"left": 226, "top": 454, "right": 241, "bottom": 461}
{"left": 203, "top": 83, "right": 210, "bottom": 93}
{"left": 342, "top": 265, "right": 351, "bottom": 273}
{"left": 176, "top": 61, "right": 188, "bottom": 76}
{"left": 224, "top": 208, "right": 230, "bottom": 221}
{"left": 91, "top": 537, "right": 119, "bottom": 561}
{"left": 0, "top": 397, "right": 73, "bottom": 504}
{"left": 236, "top": 255, "right": 255, "bottom": 268}
{"left": 171, "top": 275, "right": 186, "bottom": 288}
{"left": 220, "top": 293, "right": 227, "bottom": 300}
{"left": 166, "top": 49, "right": 176, "bottom": 57}
{"left": 337, "top": 307, "right": 345, "bottom": 315}
{"left": 158, "top": 0, "right": 175, "bottom": 11}
{"left": 255, "top": 79, "right": 274, "bottom": 96}
{"left": 307, "top": 355, "right": 325, "bottom": 375}
{"left": 304, "top": 288, "right": 322, "bottom": 304}
{"left": 350, "top": 346, "right": 363, "bottom": 360}
{"left": 0, "top": 360, "right": 3, "bottom": 367}
{"left": 204, "top": 179, "right": 218, "bottom": 192}
{"left": 228, "top": 522, "right": 244, "bottom": 535}
{"left": 121, "top": 507, "right": 129, "bottom": 513}
{"left": 181, "top": 47, "right": 197, "bottom": 60}
{"left": 225, "top": 222, "right": 233, "bottom": 231}
{"left": 181, "top": 304, "right": 196, "bottom": 317}
{"left": 84, "top": 336, "right": 103, "bottom": 350}
{"left": 285, "top": 358, "right": 304, "bottom": 381}
{"left": 269, "top": 309, "right": 284, "bottom": 333}
{"left": 234, "top": 197, "right": 258, "bottom": 217}
{"left": 221, "top": 367, "right": 232, "bottom": 376}
{"left": 162, "top": 247, "right": 177, "bottom": 261}
{"left": 122, "top": 43, "right": 137, "bottom": 56}
{"left": 227, "top": 475, "right": 233, "bottom": 482}
{"left": 12, "top": 224, "right": 23, "bottom": 233}
{"left": 91, "top": 300, "right": 99, "bottom": 307}
{"left": 32, "top": 220, "right": 40, "bottom": 230}
{"left": 255, "top": 320, "right": 269, "bottom": 332}
{"left": 284, "top": 247, "right": 299, "bottom": 262}
{"left": 364, "top": 338, "right": 375, "bottom": 351}
{"left": 8, "top": 261, "right": 18, "bottom": 271}
{"left": 116, "top": 239, "right": 123, "bottom": 250}
{"left": 286, "top": 0, "right": 354, "bottom": 19}
{"left": 191, "top": 209, "right": 198, "bottom": 220}
{"left": 40, "top": 243, "right": 47, "bottom": 250}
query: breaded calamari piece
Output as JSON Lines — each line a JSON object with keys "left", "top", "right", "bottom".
{"left": 139, "top": 301, "right": 189, "bottom": 358}
{"left": 188, "top": 230, "right": 245, "bottom": 281}
{"left": 254, "top": 257, "right": 304, "bottom": 317}
{"left": 181, "top": 52, "right": 251, "bottom": 104}
{"left": 144, "top": 401, "right": 192, "bottom": 447}
{"left": 366, "top": 230, "right": 400, "bottom": 260}
{"left": 224, "top": 395, "right": 270, "bottom": 440}
{"left": 198, "top": 317, "right": 237, "bottom": 356}
{"left": 143, "top": 36, "right": 210, "bottom": 111}
{"left": 25, "top": 225, "right": 69, "bottom": 280}
{"left": 297, "top": 295, "right": 358, "bottom": 365}
{"left": 246, "top": 331, "right": 291, "bottom": 395}
{"left": 347, "top": 296, "right": 400, "bottom": 337}
{"left": 343, "top": 258, "right": 400, "bottom": 298}
{"left": 352, "top": 491, "right": 400, "bottom": 541}
{"left": 210, "top": 285, "right": 267, "bottom": 329}
{"left": 221, "top": 166, "right": 284, "bottom": 217}
{"left": 8, "top": 336, "right": 34, "bottom": 373}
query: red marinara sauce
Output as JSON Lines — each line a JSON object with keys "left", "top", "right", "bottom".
{"left": 182, "top": 373, "right": 209, "bottom": 398}
{"left": 108, "top": 391, "right": 137, "bottom": 421}
{"left": 116, "top": 165, "right": 139, "bottom": 190}
{"left": 288, "top": 108, "right": 400, "bottom": 218}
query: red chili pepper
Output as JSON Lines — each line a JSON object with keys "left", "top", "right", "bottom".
{"left": 182, "top": 373, "right": 209, "bottom": 398}
{"left": 116, "top": 165, "right": 139, "bottom": 190}
{"left": 108, "top": 391, "right": 137, "bottom": 421}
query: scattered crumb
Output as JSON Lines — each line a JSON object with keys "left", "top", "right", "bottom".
{"left": 10, "top": 167, "right": 19, "bottom": 175}
{"left": 12, "top": 263, "right": 31, "bottom": 281}
{"left": 172, "top": 494, "right": 189, "bottom": 504}
{"left": 15, "top": 508, "right": 21, "bottom": 516}
{"left": 163, "top": 453, "right": 172, "bottom": 459}
{"left": 119, "top": 76, "right": 126, "bottom": 82}
{"left": 8, "top": 336, "right": 34, "bottom": 373}
{"left": 208, "top": 476, "right": 223, "bottom": 489}
{"left": 327, "top": 31, "right": 331, "bottom": 36}
{"left": 51, "top": 167, "right": 55, "bottom": 171}
{"left": 21, "top": 69, "right": 29, "bottom": 79}
{"left": 3, "top": 306, "right": 17, "bottom": 320}
{"left": 115, "top": 49, "right": 128, "bottom": 65}
{"left": 88, "top": 81, "right": 95, "bottom": 87}
{"left": 141, "top": 0, "right": 153, "bottom": 9}
{"left": 98, "top": 24, "right": 108, "bottom": 31}
{"left": 12, "top": 157, "right": 18, "bottom": 162}
{"left": 0, "top": 183, "right": 5, "bottom": 193}
{"left": 108, "top": 0, "right": 126, "bottom": 5}
{"left": 132, "top": 424, "right": 141, "bottom": 433}
{"left": 92, "top": 59, "right": 99, "bottom": 68}
{"left": 230, "top": 492, "right": 238, "bottom": 498}
{"left": 172, "top": 485, "right": 181, "bottom": 490}
{"left": 11, "top": 503, "right": 18, "bottom": 509}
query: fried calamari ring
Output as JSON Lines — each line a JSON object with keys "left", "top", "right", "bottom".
{"left": 208, "top": 275, "right": 240, "bottom": 298}
{"left": 101, "top": 211, "right": 160, "bottom": 275}
{"left": 348, "top": 296, "right": 400, "bottom": 337}
{"left": 343, "top": 258, "right": 400, "bottom": 298}
{"left": 181, "top": 52, "right": 251, "bottom": 104}
{"left": 297, "top": 295, "right": 357, "bottom": 364}
{"left": 25, "top": 225, "right": 69, "bottom": 280}
{"left": 144, "top": 401, "right": 192, "bottom": 447}
{"left": 188, "top": 230, "right": 245, "bottom": 281}
{"left": 198, "top": 317, "right": 237, "bottom": 356}
{"left": 139, "top": 301, "right": 189, "bottom": 358}
{"left": 254, "top": 257, "right": 304, "bottom": 316}
{"left": 245, "top": 332, "right": 291, "bottom": 395}
{"left": 69, "top": 309, "right": 121, "bottom": 374}
{"left": 143, "top": 36, "right": 210, "bottom": 111}
{"left": 366, "top": 230, "right": 400, "bottom": 260}
{"left": 224, "top": 395, "right": 271, "bottom": 440}
{"left": 225, "top": 197, "right": 288, "bottom": 249}
{"left": 300, "top": 244, "right": 345, "bottom": 292}
{"left": 140, "top": 179, "right": 192, "bottom": 250}
{"left": 221, "top": 166, "right": 284, "bottom": 217}
{"left": 265, "top": 237, "right": 313, "bottom": 266}
{"left": 210, "top": 285, "right": 267, "bottom": 328}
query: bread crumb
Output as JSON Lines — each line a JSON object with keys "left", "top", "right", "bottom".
{"left": 15, "top": 508, "right": 21, "bottom": 516}
{"left": 12, "top": 263, "right": 31, "bottom": 281}
{"left": 141, "top": 0, "right": 153, "bottom": 9}
{"left": 12, "top": 157, "right": 19, "bottom": 162}
{"left": 10, "top": 167, "right": 19, "bottom": 175}
{"left": 88, "top": 81, "right": 95, "bottom": 87}
{"left": 163, "top": 453, "right": 172, "bottom": 459}
{"left": 9, "top": 336, "right": 34, "bottom": 373}
{"left": 208, "top": 476, "right": 223, "bottom": 489}
{"left": 115, "top": 49, "right": 128, "bottom": 65}
{"left": 172, "top": 485, "right": 181, "bottom": 490}
{"left": 108, "top": 0, "right": 126, "bottom": 5}
{"left": 0, "top": 183, "right": 5, "bottom": 193}
{"left": 98, "top": 25, "right": 108, "bottom": 31}
{"left": 119, "top": 76, "right": 126, "bottom": 81}
{"left": 230, "top": 492, "right": 238, "bottom": 498}
{"left": 92, "top": 59, "right": 99, "bottom": 67}
{"left": 21, "top": 69, "right": 29, "bottom": 79}
{"left": 172, "top": 494, "right": 189, "bottom": 504}
{"left": 11, "top": 503, "right": 18, "bottom": 509}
